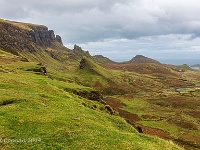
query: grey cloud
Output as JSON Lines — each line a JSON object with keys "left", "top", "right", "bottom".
{"left": 0, "top": 0, "right": 200, "bottom": 61}
{"left": 2, "top": 0, "right": 200, "bottom": 42}
{"left": 0, "top": 0, "right": 30, "bottom": 19}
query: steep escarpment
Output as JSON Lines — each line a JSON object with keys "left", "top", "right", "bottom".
{"left": 0, "top": 19, "right": 94, "bottom": 71}
{"left": 0, "top": 19, "right": 63, "bottom": 55}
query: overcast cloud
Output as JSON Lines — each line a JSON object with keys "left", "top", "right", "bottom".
{"left": 1, "top": 0, "right": 200, "bottom": 64}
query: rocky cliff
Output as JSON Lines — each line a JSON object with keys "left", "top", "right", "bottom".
{"left": 0, "top": 18, "right": 98, "bottom": 71}
{"left": 29, "top": 28, "right": 63, "bottom": 46}
{"left": 0, "top": 19, "right": 63, "bottom": 55}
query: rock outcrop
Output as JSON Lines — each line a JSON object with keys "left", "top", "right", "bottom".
{"left": 80, "top": 58, "right": 86, "bottom": 69}
{"left": 55, "top": 35, "right": 63, "bottom": 45}
{"left": 72, "top": 44, "right": 92, "bottom": 60}
{"left": 29, "top": 28, "right": 63, "bottom": 46}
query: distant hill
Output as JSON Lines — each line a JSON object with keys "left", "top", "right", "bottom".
{"left": 165, "top": 64, "right": 193, "bottom": 72}
{"left": 93, "top": 55, "right": 116, "bottom": 65}
{"left": 127, "top": 55, "right": 161, "bottom": 64}
{"left": 178, "top": 64, "right": 192, "bottom": 71}
{"left": 191, "top": 64, "right": 200, "bottom": 69}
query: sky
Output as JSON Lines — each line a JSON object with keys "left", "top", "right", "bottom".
{"left": 1, "top": 0, "right": 200, "bottom": 64}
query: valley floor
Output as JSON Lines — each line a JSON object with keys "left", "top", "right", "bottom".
{"left": 104, "top": 90, "right": 200, "bottom": 150}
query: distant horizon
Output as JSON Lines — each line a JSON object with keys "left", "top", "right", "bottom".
{"left": 92, "top": 54, "right": 200, "bottom": 66}
{"left": 66, "top": 44, "right": 200, "bottom": 66}
{"left": 157, "top": 58, "right": 200, "bottom": 66}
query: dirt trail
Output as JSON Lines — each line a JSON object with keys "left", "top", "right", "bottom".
{"left": 140, "top": 126, "right": 169, "bottom": 139}
{"left": 104, "top": 97, "right": 141, "bottom": 123}
{"left": 104, "top": 97, "right": 169, "bottom": 139}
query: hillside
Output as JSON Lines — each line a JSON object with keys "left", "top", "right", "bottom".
{"left": 1, "top": 18, "right": 200, "bottom": 149}
{"left": 0, "top": 50, "right": 184, "bottom": 149}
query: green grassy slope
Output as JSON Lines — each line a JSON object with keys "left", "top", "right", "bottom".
{"left": 71, "top": 57, "right": 171, "bottom": 95}
{"left": 72, "top": 57, "right": 112, "bottom": 88}
{"left": 0, "top": 51, "right": 183, "bottom": 150}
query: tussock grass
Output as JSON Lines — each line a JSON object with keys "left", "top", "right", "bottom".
{"left": 0, "top": 18, "right": 45, "bottom": 31}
